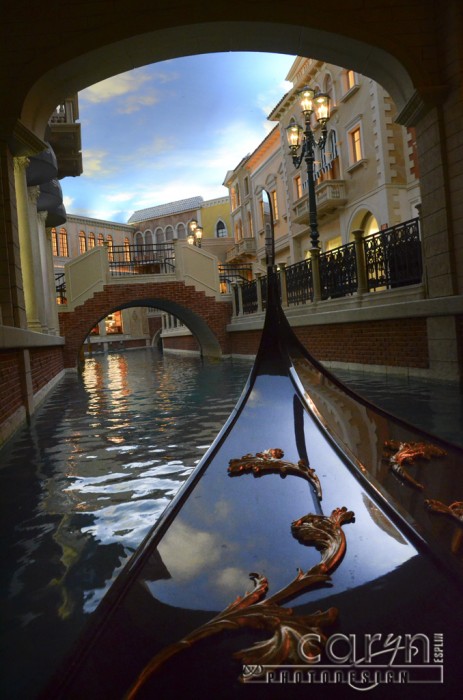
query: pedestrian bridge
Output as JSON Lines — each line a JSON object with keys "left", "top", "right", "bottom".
{"left": 57, "top": 242, "right": 237, "bottom": 367}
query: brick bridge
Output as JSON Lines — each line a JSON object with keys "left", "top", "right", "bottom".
{"left": 57, "top": 245, "right": 233, "bottom": 368}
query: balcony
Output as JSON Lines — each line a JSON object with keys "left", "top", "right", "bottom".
{"left": 292, "top": 179, "right": 347, "bottom": 224}
{"left": 47, "top": 96, "right": 83, "bottom": 178}
{"left": 225, "top": 237, "right": 256, "bottom": 263}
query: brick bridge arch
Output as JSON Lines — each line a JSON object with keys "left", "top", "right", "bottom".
{"left": 58, "top": 281, "right": 233, "bottom": 368}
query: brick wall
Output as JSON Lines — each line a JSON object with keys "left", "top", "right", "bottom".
{"left": 163, "top": 335, "right": 200, "bottom": 352}
{"left": 0, "top": 351, "right": 23, "bottom": 422}
{"left": 59, "top": 281, "right": 233, "bottom": 367}
{"left": 230, "top": 318, "right": 429, "bottom": 368}
{"left": 29, "top": 347, "right": 65, "bottom": 394}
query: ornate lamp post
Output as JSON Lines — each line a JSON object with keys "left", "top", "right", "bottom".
{"left": 187, "top": 219, "right": 203, "bottom": 247}
{"left": 286, "top": 87, "right": 331, "bottom": 249}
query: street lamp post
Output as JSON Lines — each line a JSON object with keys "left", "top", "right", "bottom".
{"left": 286, "top": 87, "right": 331, "bottom": 249}
{"left": 187, "top": 219, "right": 203, "bottom": 247}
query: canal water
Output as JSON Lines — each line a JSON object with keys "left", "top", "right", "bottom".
{"left": 0, "top": 349, "right": 461, "bottom": 699}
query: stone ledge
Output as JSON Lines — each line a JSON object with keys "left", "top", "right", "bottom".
{"left": 0, "top": 326, "right": 65, "bottom": 349}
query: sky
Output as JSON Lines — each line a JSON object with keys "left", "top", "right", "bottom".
{"left": 62, "top": 52, "right": 296, "bottom": 224}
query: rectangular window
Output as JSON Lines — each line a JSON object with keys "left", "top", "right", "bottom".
{"left": 51, "top": 229, "right": 58, "bottom": 256}
{"left": 346, "top": 70, "right": 356, "bottom": 90}
{"left": 349, "top": 126, "right": 363, "bottom": 164}
{"left": 59, "top": 229, "right": 69, "bottom": 257}
{"left": 294, "top": 175, "right": 303, "bottom": 199}
{"left": 271, "top": 190, "right": 279, "bottom": 220}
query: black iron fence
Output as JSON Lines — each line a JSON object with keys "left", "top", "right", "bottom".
{"left": 109, "top": 243, "right": 175, "bottom": 276}
{"left": 286, "top": 259, "right": 313, "bottom": 305}
{"left": 319, "top": 241, "right": 357, "bottom": 299}
{"left": 219, "top": 265, "right": 253, "bottom": 294}
{"left": 233, "top": 217, "right": 423, "bottom": 315}
{"left": 363, "top": 218, "right": 422, "bottom": 291}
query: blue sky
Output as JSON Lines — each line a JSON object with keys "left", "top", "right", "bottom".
{"left": 62, "top": 52, "right": 295, "bottom": 223}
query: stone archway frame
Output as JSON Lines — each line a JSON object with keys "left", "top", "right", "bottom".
{"left": 20, "top": 21, "right": 426, "bottom": 139}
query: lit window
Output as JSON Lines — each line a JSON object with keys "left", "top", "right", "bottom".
{"left": 106, "top": 235, "right": 114, "bottom": 261}
{"left": 88, "top": 233, "right": 95, "bottom": 249}
{"left": 51, "top": 228, "right": 58, "bottom": 256}
{"left": 271, "top": 190, "right": 279, "bottom": 221}
{"left": 59, "top": 228, "right": 68, "bottom": 257}
{"left": 348, "top": 126, "right": 363, "bottom": 164}
{"left": 345, "top": 70, "right": 356, "bottom": 92}
{"left": 97, "top": 233, "right": 104, "bottom": 246}
{"left": 79, "top": 231, "right": 87, "bottom": 254}
{"left": 124, "top": 237, "right": 131, "bottom": 261}
{"left": 294, "top": 175, "right": 303, "bottom": 199}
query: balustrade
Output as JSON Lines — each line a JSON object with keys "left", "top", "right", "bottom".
{"left": 231, "top": 217, "right": 423, "bottom": 316}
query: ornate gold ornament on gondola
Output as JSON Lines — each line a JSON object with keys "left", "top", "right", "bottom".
{"left": 383, "top": 439, "right": 447, "bottom": 489}
{"left": 425, "top": 499, "right": 463, "bottom": 527}
{"left": 228, "top": 447, "right": 322, "bottom": 498}
{"left": 125, "top": 455, "right": 354, "bottom": 699}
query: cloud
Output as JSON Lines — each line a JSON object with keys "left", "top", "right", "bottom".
{"left": 81, "top": 70, "right": 154, "bottom": 103}
{"left": 117, "top": 92, "right": 161, "bottom": 114}
{"left": 82, "top": 149, "right": 115, "bottom": 178}
{"left": 63, "top": 195, "right": 74, "bottom": 208}
{"left": 105, "top": 192, "right": 135, "bottom": 203}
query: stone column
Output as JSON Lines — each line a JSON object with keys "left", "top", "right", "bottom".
{"left": 236, "top": 281, "right": 244, "bottom": 316}
{"left": 309, "top": 247, "right": 322, "bottom": 302}
{"left": 27, "top": 187, "right": 48, "bottom": 332}
{"left": 353, "top": 229, "right": 368, "bottom": 295}
{"left": 231, "top": 283, "right": 238, "bottom": 317}
{"left": 13, "top": 157, "right": 41, "bottom": 331}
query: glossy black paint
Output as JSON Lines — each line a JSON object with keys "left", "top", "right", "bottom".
{"left": 43, "top": 196, "right": 463, "bottom": 700}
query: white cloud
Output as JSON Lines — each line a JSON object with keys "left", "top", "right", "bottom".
{"left": 81, "top": 70, "right": 154, "bottom": 103}
{"left": 117, "top": 92, "right": 160, "bottom": 114}
{"left": 82, "top": 149, "right": 115, "bottom": 178}
{"left": 63, "top": 195, "right": 74, "bottom": 208}
{"left": 105, "top": 192, "right": 135, "bottom": 203}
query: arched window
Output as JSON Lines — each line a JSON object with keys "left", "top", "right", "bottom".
{"left": 97, "top": 233, "right": 104, "bottom": 246}
{"left": 123, "top": 237, "right": 131, "bottom": 261}
{"left": 165, "top": 226, "right": 174, "bottom": 242}
{"left": 134, "top": 231, "right": 144, "bottom": 258}
{"left": 79, "top": 230, "right": 87, "bottom": 254}
{"left": 106, "top": 234, "right": 114, "bottom": 262}
{"left": 88, "top": 232, "right": 95, "bottom": 249}
{"left": 156, "top": 230, "right": 165, "bottom": 244}
{"left": 51, "top": 228, "right": 58, "bottom": 256}
{"left": 59, "top": 228, "right": 69, "bottom": 256}
{"left": 177, "top": 223, "right": 187, "bottom": 240}
{"left": 145, "top": 230, "right": 153, "bottom": 246}
{"left": 216, "top": 220, "right": 227, "bottom": 238}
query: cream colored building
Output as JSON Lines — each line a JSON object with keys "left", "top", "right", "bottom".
{"left": 225, "top": 57, "right": 420, "bottom": 269}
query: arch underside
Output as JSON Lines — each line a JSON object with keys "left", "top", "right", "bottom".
{"left": 86, "top": 299, "right": 222, "bottom": 360}
{"left": 22, "top": 21, "right": 420, "bottom": 137}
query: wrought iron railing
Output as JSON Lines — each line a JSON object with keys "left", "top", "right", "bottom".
{"left": 286, "top": 259, "right": 313, "bottom": 305}
{"left": 319, "top": 242, "right": 357, "bottom": 299}
{"left": 364, "top": 219, "right": 422, "bottom": 291}
{"left": 233, "top": 217, "right": 422, "bottom": 315}
{"left": 55, "top": 272, "right": 66, "bottom": 304}
{"left": 241, "top": 279, "right": 259, "bottom": 314}
{"left": 219, "top": 265, "right": 253, "bottom": 294}
{"left": 109, "top": 243, "right": 175, "bottom": 276}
